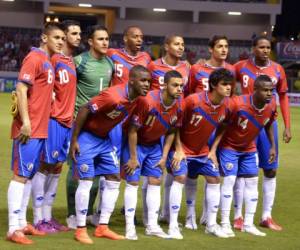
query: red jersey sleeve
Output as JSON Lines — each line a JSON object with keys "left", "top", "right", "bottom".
{"left": 88, "top": 91, "right": 116, "bottom": 114}
{"left": 130, "top": 97, "right": 150, "bottom": 128}
{"left": 277, "top": 64, "right": 288, "bottom": 93}
{"left": 18, "top": 54, "right": 39, "bottom": 85}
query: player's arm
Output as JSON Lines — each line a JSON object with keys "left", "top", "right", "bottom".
{"left": 171, "top": 129, "right": 186, "bottom": 170}
{"left": 70, "top": 104, "right": 90, "bottom": 162}
{"left": 16, "top": 82, "right": 31, "bottom": 144}
{"left": 125, "top": 124, "right": 140, "bottom": 175}
{"left": 265, "top": 122, "right": 276, "bottom": 163}
{"left": 157, "top": 129, "right": 176, "bottom": 171}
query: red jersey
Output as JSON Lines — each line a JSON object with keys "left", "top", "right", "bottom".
{"left": 130, "top": 90, "right": 183, "bottom": 145}
{"left": 234, "top": 58, "right": 288, "bottom": 95}
{"left": 180, "top": 92, "right": 230, "bottom": 157}
{"left": 148, "top": 58, "right": 190, "bottom": 90}
{"left": 220, "top": 95, "right": 277, "bottom": 152}
{"left": 50, "top": 53, "right": 77, "bottom": 128}
{"left": 11, "top": 47, "right": 54, "bottom": 139}
{"left": 107, "top": 48, "right": 151, "bottom": 86}
{"left": 83, "top": 84, "right": 137, "bottom": 138}
{"left": 188, "top": 62, "right": 235, "bottom": 94}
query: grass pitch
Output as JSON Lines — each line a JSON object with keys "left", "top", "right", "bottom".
{"left": 0, "top": 92, "right": 300, "bottom": 250}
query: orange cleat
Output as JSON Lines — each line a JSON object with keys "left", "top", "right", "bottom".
{"left": 233, "top": 217, "right": 244, "bottom": 231}
{"left": 94, "top": 225, "right": 125, "bottom": 240}
{"left": 22, "top": 223, "right": 46, "bottom": 236}
{"left": 6, "top": 230, "right": 33, "bottom": 245}
{"left": 74, "top": 227, "right": 93, "bottom": 244}
{"left": 260, "top": 217, "right": 282, "bottom": 231}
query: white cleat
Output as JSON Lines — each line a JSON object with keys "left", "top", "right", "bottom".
{"left": 145, "top": 225, "right": 170, "bottom": 239}
{"left": 168, "top": 226, "right": 183, "bottom": 240}
{"left": 242, "top": 225, "right": 266, "bottom": 237}
{"left": 126, "top": 226, "right": 138, "bottom": 240}
{"left": 185, "top": 215, "right": 198, "bottom": 230}
{"left": 66, "top": 215, "right": 77, "bottom": 230}
{"left": 221, "top": 223, "right": 235, "bottom": 237}
{"left": 205, "top": 224, "right": 229, "bottom": 238}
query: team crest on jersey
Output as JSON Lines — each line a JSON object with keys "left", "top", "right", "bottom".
{"left": 218, "top": 115, "right": 225, "bottom": 123}
{"left": 170, "top": 115, "right": 178, "bottom": 126}
{"left": 263, "top": 118, "right": 270, "bottom": 126}
{"left": 27, "top": 162, "right": 34, "bottom": 171}
{"left": 80, "top": 164, "right": 89, "bottom": 173}
{"left": 226, "top": 162, "right": 234, "bottom": 170}
{"left": 52, "top": 150, "right": 59, "bottom": 159}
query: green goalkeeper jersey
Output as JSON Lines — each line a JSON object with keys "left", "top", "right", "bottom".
{"left": 74, "top": 51, "right": 114, "bottom": 115}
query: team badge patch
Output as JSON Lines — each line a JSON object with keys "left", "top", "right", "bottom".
{"left": 80, "top": 164, "right": 89, "bottom": 173}
{"left": 52, "top": 150, "right": 59, "bottom": 158}
{"left": 226, "top": 162, "right": 234, "bottom": 170}
{"left": 27, "top": 162, "right": 34, "bottom": 171}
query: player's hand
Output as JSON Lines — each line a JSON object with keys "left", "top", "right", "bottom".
{"left": 18, "top": 122, "right": 31, "bottom": 144}
{"left": 156, "top": 157, "right": 167, "bottom": 171}
{"left": 171, "top": 150, "right": 186, "bottom": 171}
{"left": 125, "top": 158, "right": 139, "bottom": 175}
{"left": 283, "top": 127, "right": 292, "bottom": 143}
{"left": 268, "top": 147, "right": 276, "bottom": 164}
{"left": 70, "top": 140, "right": 80, "bottom": 163}
{"left": 207, "top": 150, "right": 219, "bottom": 168}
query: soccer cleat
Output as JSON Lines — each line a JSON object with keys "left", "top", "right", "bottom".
{"left": 168, "top": 226, "right": 183, "bottom": 240}
{"left": 242, "top": 225, "right": 266, "bottom": 236}
{"left": 66, "top": 215, "right": 77, "bottom": 230}
{"left": 74, "top": 227, "right": 93, "bottom": 244}
{"left": 35, "top": 220, "right": 57, "bottom": 234}
{"left": 185, "top": 215, "right": 198, "bottom": 230}
{"left": 260, "top": 217, "right": 282, "bottom": 231}
{"left": 49, "top": 218, "right": 69, "bottom": 232}
{"left": 221, "top": 223, "right": 235, "bottom": 237}
{"left": 22, "top": 223, "right": 46, "bottom": 236}
{"left": 125, "top": 225, "right": 138, "bottom": 240}
{"left": 94, "top": 225, "right": 125, "bottom": 240}
{"left": 233, "top": 216, "right": 244, "bottom": 231}
{"left": 205, "top": 224, "right": 229, "bottom": 238}
{"left": 6, "top": 230, "right": 33, "bottom": 245}
{"left": 145, "top": 225, "right": 170, "bottom": 239}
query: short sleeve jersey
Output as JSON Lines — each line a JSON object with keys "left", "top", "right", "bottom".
{"left": 234, "top": 58, "right": 288, "bottom": 95}
{"left": 130, "top": 90, "right": 183, "bottom": 145}
{"left": 11, "top": 47, "right": 54, "bottom": 139}
{"left": 220, "top": 95, "right": 277, "bottom": 152}
{"left": 83, "top": 84, "right": 138, "bottom": 138}
{"left": 188, "top": 62, "right": 235, "bottom": 94}
{"left": 180, "top": 92, "right": 230, "bottom": 157}
{"left": 107, "top": 48, "right": 151, "bottom": 86}
{"left": 74, "top": 52, "right": 114, "bottom": 115}
{"left": 148, "top": 58, "right": 190, "bottom": 90}
{"left": 50, "top": 53, "right": 77, "bottom": 128}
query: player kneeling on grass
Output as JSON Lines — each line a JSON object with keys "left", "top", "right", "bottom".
{"left": 70, "top": 65, "right": 150, "bottom": 244}
{"left": 7, "top": 23, "right": 65, "bottom": 245}
{"left": 122, "top": 70, "right": 184, "bottom": 240}
{"left": 212, "top": 74, "right": 277, "bottom": 237}
{"left": 172, "top": 68, "right": 234, "bottom": 238}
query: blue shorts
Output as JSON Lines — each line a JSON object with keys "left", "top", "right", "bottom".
{"left": 218, "top": 148, "right": 259, "bottom": 176}
{"left": 256, "top": 121, "right": 279, "bottom": 170}
{"left": 166, "top": 151, "right": 187, "bottom": 176}
{"left": 72, "top": 131, "right": 120, "bottom": 179}
{"left": 11, "top": 139, "right": 45, "bottom": 178}
{"left": 186, "top": 156, "right": 220, "bottom": 178}
{"left": 122, "top": 142, "right": 163, "bottom": 182}
{"left": 43, "top": 118, "right": 71, "bottom": 164}
{"left": 109, "top": 123, "right": 123, "bottom": 159}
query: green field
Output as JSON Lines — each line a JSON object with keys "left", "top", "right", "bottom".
{"left": 0, "top": 92, "right": 300, "bottom": 250}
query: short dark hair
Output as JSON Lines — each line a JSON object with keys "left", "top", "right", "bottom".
{"left": 164, "top": 34, "right": 183, "bottom": 45}
{"left": 123, "top": 26, "right": 142, "bottom": 36}
{"left": 208, "top": 35, "right": 228, "bottom": 48}
{"left": 129, "top": 65, "right": 149, "bottom": 79}
{"left": 61, "top": 20, "right": 80, "bottom": 32}
{"left": 87, "top": 25, "right": 108, "bottom": 39}
{"left": 254, "top": 74, "right": 272, "bottom": 89}
{"left": 252, "top": 35, "right": 270, "bottom": 47}
{"left": 209, "top": 68, "right": 234, "bottom": 91}
{"left": 42, "top": 22, "right": 63, "bottom": 35}
{"left": 164, "top": 70, "right": 182, "bottom": 84}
